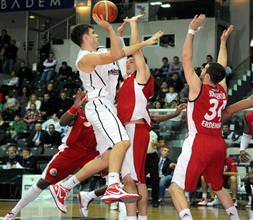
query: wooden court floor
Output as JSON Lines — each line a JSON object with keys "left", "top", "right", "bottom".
{"left": 0, "top": 200, "right": 252, "bottom": 220}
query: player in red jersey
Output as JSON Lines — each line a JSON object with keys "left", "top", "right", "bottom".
{"left": 3, "top": 91, "right": 99, "bottom": 220}
{"left": 168, "top": 15, "right": 239, "bottom": 220}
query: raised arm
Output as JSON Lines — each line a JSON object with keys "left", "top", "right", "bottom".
{"left": 221, "top": 95, "right": 253, "bottom": 122}
{"left": 126, "top": 15, "right": 163, "bottom": 84}
{"left": 151, "top": 103, "right": 186, "bottom": 122}
{"left": 217, "top": 25, "right": 234, "bottom": 92}
{"left": 182, "top": 15, "right": 205, "bottom": 101}
{"left": 79, "top": 15, "right": 161, "bottom": 73}
{"left": 60, "top": 91, "right": 87, "bottom": 126}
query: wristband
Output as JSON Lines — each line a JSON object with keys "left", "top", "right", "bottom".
{"left": 68, "top": 105, "right": 78, "bottom": 115}
{"left": 188, "top": 29, "right": 196, "bottom": 35}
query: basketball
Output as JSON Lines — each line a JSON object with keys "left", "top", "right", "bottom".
{"left": 93, "top": 1, "right": 118, "bottom": 23}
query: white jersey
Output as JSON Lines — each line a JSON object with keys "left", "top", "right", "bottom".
{"left": 76, "top": 48, "right": 125, "bottom": 103}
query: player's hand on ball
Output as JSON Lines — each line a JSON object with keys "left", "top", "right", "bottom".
{"left": 124, "top": 14, "right": 144, "bottom": 23}
{"left": 189, "top": 14, "right": 206, "bottom": 31}
{"left": 240, "top": 150, "right": 251, "bottom": 162}
{"left": 220, "top": 25, "right": 234, "bottom": 42}
{"left": 145, "top": 31, "right": 164, "bottom": 45}
{"left": 93, "top": 14, "right": 112, "bottom": 31}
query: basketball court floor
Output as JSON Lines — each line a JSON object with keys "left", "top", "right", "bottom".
{"left": 0, "top": 200, "right": 252, "bottom": 220}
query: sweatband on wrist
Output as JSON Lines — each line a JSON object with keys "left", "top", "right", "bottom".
{"left": 188, "top": 29, "right": 196, "bottom": 35}
{"left": 68, "top": 105, "right": 78, "bottom": 115}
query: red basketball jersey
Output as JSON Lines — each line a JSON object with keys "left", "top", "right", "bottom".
{"left": 187, "top": 84, "right": 227, "bottom": 136}
{"left": 117, "top": 73, "right": 154, "bottom": 128}
{"left": 61, "top": 108, "right": 97, "bottom": 150}
{"left": 245, "top": 111, "right": 253, "bottom": 136}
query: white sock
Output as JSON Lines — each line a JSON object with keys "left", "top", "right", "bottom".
{"left": 138, "top": 215, "right": 147, "bottom": 220}
{"left": 249, "top": 195, "right": 252, "bottom": 202}
{"left": 87, "top": 190, "right": 97, "bottom": 199}
{"left": 179, "top": 209, "right": 193, "bottom": 220}
{"left": 60, "top": 175, "right": 80, "bottom": 190}
{"left": 240, "top": 133, "right": 251, "bottom": 151}
{"left": 127, "top": 216, "right": 137, "bottom": 220}
{"left": 226, "top": 206, "right": 240, "bottom": 220}
{"left": 11, "top": 184, "right": 42, "bottom": 216}
{"left": 108, "top": 172, "right": 120, "bottom": 186}
{"left": 202, "top": 192, "right": 207, "bottom": 199}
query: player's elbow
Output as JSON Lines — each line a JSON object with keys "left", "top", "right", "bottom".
{"left": 182, "top": 52, "right": 192, "bottom": 61}
{"left": 110, "top": 50, "right": 124, "bottom": 61}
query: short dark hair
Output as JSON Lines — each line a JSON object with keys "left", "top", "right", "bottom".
{"left": 206, "top": 62, "right": 226, "bottom": 84}
{"left": 22, "top": 147, "right": 30, "bottom": 153}
{"left": 62, "top": 61, "right": 67, "bottom": 65}
{"left": 162, "top": 57, "right": 168, "bottom": 62}
{"left": 71, "top": 24, "right": 94, "bottom": 47}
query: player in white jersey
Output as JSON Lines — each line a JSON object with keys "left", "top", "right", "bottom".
{"left": 50, "top": 14, "right": 163, "bottom": 205}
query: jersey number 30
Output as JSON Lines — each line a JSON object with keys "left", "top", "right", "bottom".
{"left": 204, "top": 99, "right": 227, "bottom": 121}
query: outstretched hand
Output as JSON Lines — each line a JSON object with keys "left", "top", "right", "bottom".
{"left": 145, "top": 31, "right": 164, "bottom": 46}
{"left": 175, "top": 103, "right": 187, "bottom": 115}
{"left": 124, "top": 14, "right": 144, "bottom": 23}
{"left": 73, "top": 90, "right": 87, "bottom": 108}
{"left": 189, "top": 14, "right": 206, "bottom": 31}
{"left": 92, "top": 14, "right": 112, "bottom": 31}
{"left": 220, "top": 25, "right": 234, "bottom": 42}
{"left": 117, "top": 20, "right": 128, "bottom": 36}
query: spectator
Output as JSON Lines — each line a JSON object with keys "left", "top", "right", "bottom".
{"left": 26, "top": 94, "right": 41, "bottom": 110}
{"left": 0, "top": 112, "right": 9, "bottom": 145}
{"left": 58, "top": 61, "right": 72, "bottom": 79}
{"left": 165, "top": 86, "right": 178, "bottom": 105}
{"left": 168, "top": 72, "right": 184, "bottom": 92}
{"left": 43, "top": 124, "right": 61, "bottom": 149}
{"left": 159, "top": 57, "right": 170, "bottom": 78}
{"left": 27, "top": 122, "right": 47, "bottom": 148}
{"left": 3, "top": 70, "right": 19, "bottom": 87}
{"left": 153, "top": 100, "right": 163, "bottom": 109}
{"left": 179, "top": 82, "right": 189, "bottom": 103}
{"left": 2, "top": 93, "right": 19, "bottom": 121}
{"left": 18, "top": 147, "right": 37, "bottom": 173}
{"left": 202, "top": 54, "right": 213, "bottom": 67}
{"left": 58, "top": 91, "right": 73, "bottom": 115}
{"left": 18, "top": 61, "right": 32, "bottom": 83}
{"left": 17, "top": 86, "right": 30, "bottom": 114}
{"left": 158, "top": 146, "right": 176, "bottom": 204}
{"left": 24, "top": 103, "right": 41, "bottom": 129}
{"left": 222, "top": 124, "right": 241, "bottom": 142}
{"left": 157, "top": 81, "right": 169, "bottom": 101}
{"left": 3, "top": 40, "right": 18, "bottom": 74}
{"left": 45, "top": 82, "right": 58, "bottom": 101}
{"left": 169, "top": 56, "right": 183, "bottom": 78}
{"left": 10, "top": 113, "right": 27, "bottom": 140}
{"left": 146, "top": 130, "right": 160, "bottom": 207}
{"left": 40, "top": 93, "right": 55, "bottom": 120}
{"left": 0, "top": 91, "right": 5, "bottom": 110}
{"left": 0, "top": 29, "right": 11, "bottom": 49}
{"left": 41, "top": 52, "right": 57, "bottom": 83}
{"left": 42, "top": 113, "right": 63, "bottom": 133}
{"left": 2, "top": 145, "right": 21, "bottom": 168}
{"left": 243, "top": 160, "right": 253, "bottom": 208}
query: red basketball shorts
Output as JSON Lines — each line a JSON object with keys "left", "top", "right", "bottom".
{"left": 42, "top": 146, "right": 99, "bottom": 184}
{"left": 121, "top": 123, "right": 150, "bottom": 184}
{"left": 172, "top": 134, "right": 226, "bottom": 192}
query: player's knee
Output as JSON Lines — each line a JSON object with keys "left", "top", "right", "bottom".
{"left": 37, "top": 178, "right": 51, "bottom": 190}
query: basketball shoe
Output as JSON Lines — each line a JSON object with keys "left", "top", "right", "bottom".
{"left": 3, "top": 212, "right": 15, "bottom": 220}
{"left": 49, "top": 184, "right": 70, "bottom": 213}
{"left": 101, "top": 183, "right": 140, "bottom": 204}
{"left": 77, "top": 191, "right": 94, "bottom": 217}
{"left": 197, "top": 198, "right": 207, "bottom": 206}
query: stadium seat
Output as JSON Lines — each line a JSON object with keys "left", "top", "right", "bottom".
{"left": 17, "top": 139, "right": 28, "bottom": 149}
{"left": 0, "top": 148, "right": 7, "bottom": 158}
{"left": 31, "top": 147, "right": 42, "bottom": 156}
